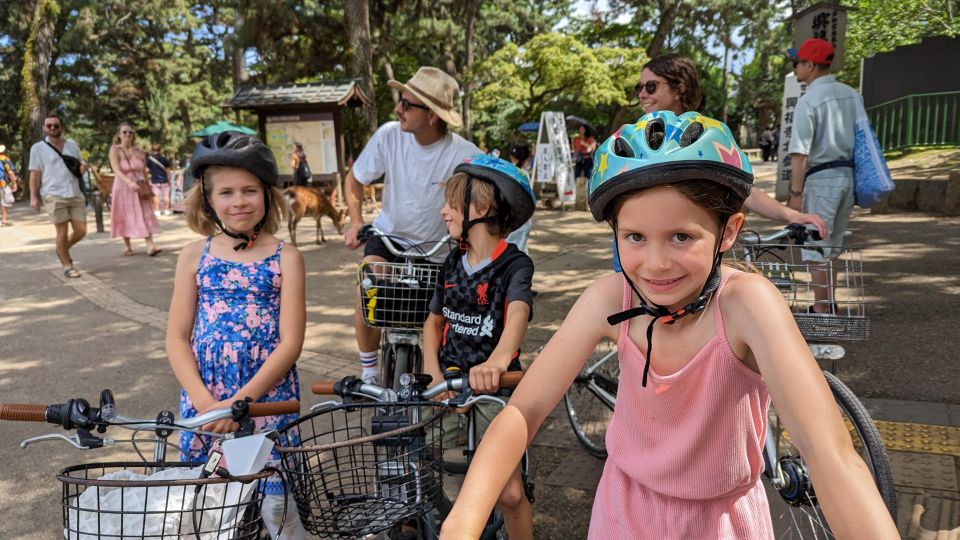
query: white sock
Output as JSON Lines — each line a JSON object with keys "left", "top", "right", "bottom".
{"left": 360, "top": 350, "right": 378, "bottom": 379}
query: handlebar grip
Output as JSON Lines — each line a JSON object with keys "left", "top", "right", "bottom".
{"left": 311, "top": 381, "right": 337, "bottom": 395}
{"left": 500, "top": 371, "right": 524, "bottom": 388}
{"left": 247, "top": 401, "right": 300, "bottom": 417}
{"left": 0, "top": 404, "right": 48, "bottom": 422}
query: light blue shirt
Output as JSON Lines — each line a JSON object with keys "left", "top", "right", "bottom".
{"left": 788, "top": 75, "right": 861, "bottom": 166}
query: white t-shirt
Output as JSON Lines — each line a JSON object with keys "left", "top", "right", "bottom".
{"left": 353, "top": 121, "right": 480, "bottom": 244}
{"left": 28, "top": 137, "right": 83, "bottom": 198}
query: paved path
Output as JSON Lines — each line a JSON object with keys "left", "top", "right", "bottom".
{"left": 0, "top": 162, "right": 957, "bottom": 537}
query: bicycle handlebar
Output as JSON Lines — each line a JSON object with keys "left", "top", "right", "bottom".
{"left": 737, "top": 223, "right": 822, "bottom": 246}
{"left": 0, "top": 403, "right": 46, "bottom": 422}
{"left": 358, "top": 224, "right": 451, "bottom": 259}
{"left": 311, "top": 371, "right": 524, "bottom": 401}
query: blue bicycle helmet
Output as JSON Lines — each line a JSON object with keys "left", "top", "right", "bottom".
{"left": 588, "top": 112, "right": 755, "bottom": 387}
{"left": 453, "top": 154, "right": 537, "bottom": 237}
{"left": 588, "top": 111, "right": 753, "bottom": 221}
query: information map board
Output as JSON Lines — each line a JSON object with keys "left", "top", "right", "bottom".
{"left": 265, "top": 112, "right": 339, "bottom": 178}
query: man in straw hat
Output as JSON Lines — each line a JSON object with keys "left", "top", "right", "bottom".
{"left": 344, "top": 66, "right": 481, "bottom": 385}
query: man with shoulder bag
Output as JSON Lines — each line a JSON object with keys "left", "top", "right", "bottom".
{"left": 28, "top": 113, "right": 89, "bottom": 279}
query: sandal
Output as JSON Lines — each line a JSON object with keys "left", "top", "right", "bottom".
{"left": 63, "top": 267, "right": 81, "bottom": 279}
{"left": 123, "top": 249, "right": 135, "bottom": 256}
{"left": 148, "top": 248, "right": 163, "bottom": 257}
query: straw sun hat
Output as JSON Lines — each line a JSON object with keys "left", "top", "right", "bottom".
{"left": 387, "top": 67, "right": 464, "bottom": 127}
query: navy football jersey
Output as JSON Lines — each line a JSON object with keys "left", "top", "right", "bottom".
{"left": 429, "top": 240, "right": 534, "bottom": 374}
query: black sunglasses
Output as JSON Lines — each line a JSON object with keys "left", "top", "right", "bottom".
{"left": 45, "top": 123, "right": 61, "bottom": 129}
{"left": 400, "top": 98, "right": 430, "bottom": 112}
{"left": 635, "top": 80, "right": 663, "bottom": 96}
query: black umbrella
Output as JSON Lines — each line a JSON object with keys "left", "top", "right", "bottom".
{"left": 565, "top": 115, "right": 597, "bottom": 137}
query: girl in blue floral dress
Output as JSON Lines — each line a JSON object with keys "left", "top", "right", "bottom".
{"left": 166, "top": 132, "right": 306, "bottom": 538}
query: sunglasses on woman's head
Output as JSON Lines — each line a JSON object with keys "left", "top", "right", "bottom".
{"left": 635, "top": 80, "right": 663, "bottom": 96}
{"left": 400, "top": 98, "right": 430, "bottom": 112}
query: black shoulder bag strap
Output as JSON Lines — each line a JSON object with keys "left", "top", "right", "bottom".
{"left": 43, "top": 140, "right": 83, "bottom": 181}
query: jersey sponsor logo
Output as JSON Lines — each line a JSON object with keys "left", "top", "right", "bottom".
{"left": 479, "top": 314, "right": 494, "bottom": 338}
{"left": 476, "top": 282, "right": 489, "bottom": 305}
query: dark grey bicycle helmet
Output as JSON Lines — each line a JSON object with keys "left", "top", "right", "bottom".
{"left": 189, "top": 131, "right": 279, "bottom": 250}
{"left": 189, "top": 131, "right": 279, "bottom": 186}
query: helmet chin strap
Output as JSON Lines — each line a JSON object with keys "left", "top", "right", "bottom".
{"left": 200, "top": 175, "right": 270, "bottom": 251}
{"left": 607, "top": 222, "right": 726, "bottom": 387}
{"left": 458, "top": 175, "right": 501, "bottom": 252}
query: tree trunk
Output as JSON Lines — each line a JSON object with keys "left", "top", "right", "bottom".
{"left": 20, "top": 0, "right": 57, "bottom": 172}
{"left": 647, "top": 0, "right": 681, "bottom": 58}
{"left": 346, "top": 0, "right": 378, "bottom": 139}
{"left": 721, "top": 44, "right": 729, "bottom": 123}
{"left": 383, "top": 54, "right": 398, "bottom": 105}
{"left": 232, "top": 10, "right": 248, "bottom": 87}
{"left": 462, "top": 0, "right": 477, "bottom": 140}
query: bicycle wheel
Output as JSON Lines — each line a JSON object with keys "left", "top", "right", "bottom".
{"left": 563, "top": 338, "right": 618, "bottom": 458}
{"left": 392, "top": 346, "right": 410, "bottom": 391}
{"left": 764, "top": 370, "right": 897, "bottom": 537}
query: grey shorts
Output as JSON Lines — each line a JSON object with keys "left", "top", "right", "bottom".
{"left": 801, "top": 170, "right": 855, "bottom": 262}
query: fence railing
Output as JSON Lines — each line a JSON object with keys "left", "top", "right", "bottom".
{"left": 866, "top": 91, "right": 960, "bottom": 152}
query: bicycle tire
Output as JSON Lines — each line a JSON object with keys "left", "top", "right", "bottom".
{"left": 563, "top": 338, "right": 618, "bottom": 459}
{"left": 392, "top": 346, "right": 410, "bottom": 391}
{"left": 764, "top": 370, "right": 897, "bottom": 537}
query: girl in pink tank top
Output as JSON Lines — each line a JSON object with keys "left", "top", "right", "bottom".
{"left": 440, "top": 113, "right": 898, "bottom": 540}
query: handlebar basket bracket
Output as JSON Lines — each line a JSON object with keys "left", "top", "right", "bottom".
{"left": 276, "top": 401, "right": 447, "bottom": 538}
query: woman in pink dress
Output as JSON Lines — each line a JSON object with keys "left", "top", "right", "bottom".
{"left": 109, "top": 123, "right": 161, "bottom": 256}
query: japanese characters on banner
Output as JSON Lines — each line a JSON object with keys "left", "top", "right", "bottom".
{"left": 775, "top": 73, "right": 807, "bottom": 201}
{"left": 533, "top": 111, "right": 576, "bottom": 205}
{"left": 792, "top": 3, "right": 849, "bottom": 72}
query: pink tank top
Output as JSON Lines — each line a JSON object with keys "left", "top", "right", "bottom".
{"left": 588, "top": 273, "right": 774, "bottom": 538}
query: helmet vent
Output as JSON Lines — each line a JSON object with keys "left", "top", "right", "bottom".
{"left": 645, "top": 119, "right": 666, "bottom": 150}
{"left": 680, "top": 121, "right": 705, "bottom": 147}
{"left": 613, "top": 137, "right": 635, "bottom": 158}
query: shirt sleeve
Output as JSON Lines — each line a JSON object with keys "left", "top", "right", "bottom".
{"left": 28, "top": 144, "right": 43, "bottom": 173}
{"left": 428, "top": 255, "right": 452, "bottom": 315}
{"left": 788, "top": 98, "right": 814, "bottom": 156}
{"left": 504, "top": 256, "right": 535, "bottom": 320}
{"left": 352, "top": 124, "right": 389, "bottom": 185}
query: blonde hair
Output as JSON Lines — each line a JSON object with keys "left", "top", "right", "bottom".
{"left": 184, "top": 166, "right": 288, "bottom": 236}
{"left": 113, "top": 122, "right": 139, "bottom": 146}
{"left": 444, "top": 172, "right": 504, "bottom": 237}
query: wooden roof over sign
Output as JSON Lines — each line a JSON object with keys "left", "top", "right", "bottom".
{"left": 226, "top": 81, "right": 372, "bottom": 109}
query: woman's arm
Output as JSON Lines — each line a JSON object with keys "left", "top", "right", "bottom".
{"left": 724, "top": 273, "right": 898, "bottom": 539}
{"left": 440, "top": 275, "right": 619, "bottom": 539}
{"left": 469, "top": 300, "right": 529, "bottom": 394}
{"left": 742, "top": 189, "right": 828, "bottom": 238}
{"left": 108, "top": 146, "right": 137, "bottom": 188}
{"left": 233, "top": 243, "right": 306, "bottom": 402}
{"left": 165, "top": 241, "right": 210, "bottom": 409}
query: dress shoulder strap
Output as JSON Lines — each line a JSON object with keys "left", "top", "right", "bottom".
{"left": 618, "top": 276, "right": 633, "bottom": 345}
{"left": 274, "top": 239, "right": 285, "bottom": 257}
{"left": 196, "top": 237, "right": 213, "bottom": 272}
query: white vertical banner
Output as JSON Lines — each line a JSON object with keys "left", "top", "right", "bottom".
{"left": 775, "top": 73, "right": 807, "bottom": 201}
{"left": 532, "top": 111, "right": 575, "bottom": 205}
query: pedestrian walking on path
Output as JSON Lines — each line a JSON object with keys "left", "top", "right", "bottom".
{"left": 0, "top": 144, "right": 19, "bottom": 227}
{"left": 108, "top": 123, "right": 161, "bottom": 256}
{"left": 28, "top": 113, "right": 88, "bottom": 278}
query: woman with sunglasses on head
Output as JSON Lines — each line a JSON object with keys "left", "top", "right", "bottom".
{"left": 633, "top": 54, "right": 827, "bottom": 237}
{"left": 109, "top": 123, "right": 162, "bottom": 257}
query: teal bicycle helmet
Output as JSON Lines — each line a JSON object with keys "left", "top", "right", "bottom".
{"left": 588, "top": 111, "right": 753, "bottom": 221}
{"left": 453, "top": 154, "right": 536, "bottom": 241}
{"left": 588, "top": 112, "right": 754, "bottom": 387}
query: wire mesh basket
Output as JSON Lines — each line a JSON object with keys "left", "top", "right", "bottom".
{"left": 728, "top": 242, "right": 869, "bottom": 341}
{"left": 359, "top": 261, "right": 442, "bottom": 329}
{"left": 58, "top": 461, "right": 270, "bottom": 539}
{"left": 276, "top": 401, "right": 447, "bottom": 538}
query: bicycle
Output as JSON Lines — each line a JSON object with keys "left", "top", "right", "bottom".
{"left": 0, "top": 391, "right": 299, "bottom": 539}
{"left": 357, "top": 224, "right": 452, "bottom": 390}
{"left": 563, "top": 223, "right": 896, "bottom": 536}
{"left": 277, "top": 371, "right": 532, "bottom": 539}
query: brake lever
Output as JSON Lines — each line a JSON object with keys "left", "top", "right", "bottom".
{"left": 19, "top": 431, "right": 113, "bottom": 450}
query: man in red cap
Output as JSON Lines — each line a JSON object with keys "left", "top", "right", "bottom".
{"left": 786, "top": 38, "right": 863, "bottom": 315}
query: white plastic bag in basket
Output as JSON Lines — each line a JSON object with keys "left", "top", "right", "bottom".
{"left": 64, "top": 466, "right": 258, "bottom": 539}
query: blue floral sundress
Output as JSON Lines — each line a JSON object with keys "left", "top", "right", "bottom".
{"left": 179, "top": 237, "right": 300, "bottom": 493}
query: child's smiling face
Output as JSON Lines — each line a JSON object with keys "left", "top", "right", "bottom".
{"left": 615, "top": 185, "right": 742, "bottom": 311}
{"left": 206, "top": 167, "right": 265, "bottom": 235}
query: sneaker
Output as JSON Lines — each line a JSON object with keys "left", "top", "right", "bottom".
{"left": 163, "top": 210, "right": 172, "bottom": 216}
{"left": 805, "top": 304, "right": 837, "bottom": 315}
{"left": 361, "top": 373, "right": 379, "bottom": 386}
{"left": 153, "top": 210, "right": 161, "bottom": 217}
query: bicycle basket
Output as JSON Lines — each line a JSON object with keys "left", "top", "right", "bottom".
{"left": 728, "top": 243, "right": 869, "bottom": 341}
{"left": 359, "top": 261, "right": 442, "bottom": 328}
{"left": 59, "top": 461, "right": 270, "bottom": 539}
{"left": 276, "top": 401, "right": 446, "bottom": 538}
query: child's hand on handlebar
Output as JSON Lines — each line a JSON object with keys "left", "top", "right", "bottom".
{"left": 469, "top": 361, "right": 507, "bottom": 394}
{"left": 197, "top": 398, "right": 241, "bottom": 434}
